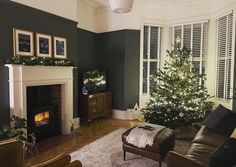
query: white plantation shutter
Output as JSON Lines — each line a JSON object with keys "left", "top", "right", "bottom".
{"left": 216, "top": 13, "right": 233, "bottom": 99}
{"left": 171, "top": 22, "right": 208, "bottom": 75}
{"left": 141, "top": 25, "right": 161, "bottom": 94}
{"left": 183, "top": 25, "right": 191, "bottom": 50}
{"left": 143, "top": 26, "right": 148, "bottom": 59}
{"left": 192, "top": 24, "right": 201, "bottom": 57}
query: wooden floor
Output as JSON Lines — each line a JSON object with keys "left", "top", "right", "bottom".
{"left": 25, "top": 118, "right": 138, "bottom": 166}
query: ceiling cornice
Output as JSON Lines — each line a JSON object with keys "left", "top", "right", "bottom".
{"left": 83, "top": 0, "right": 212, "bottom": 12}
{"left": 79, "top": 0, "right": 101, "bottom": 9}
{"left": 167, "top": 0, "right": 211, "bottom": 9}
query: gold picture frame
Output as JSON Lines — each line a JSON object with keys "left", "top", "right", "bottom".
{"left": 36, "top": 33, "right": 52, "bottom": 58}
{"left": 53, "top": 36, "right": 67, "bottom": 59}
{"left": 13, "top": 28, "right": 34, "bottom": 56}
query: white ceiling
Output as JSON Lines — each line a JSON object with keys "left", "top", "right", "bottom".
{"left": 86, "top": 0, "right": 212, "bottom": 9}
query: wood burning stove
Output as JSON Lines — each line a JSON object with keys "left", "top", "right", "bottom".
{"left": 27, "top": 105, "right": 60, "bottom": 141}
{"left": 27, "top": 85, "right": 61, "bottom": 141}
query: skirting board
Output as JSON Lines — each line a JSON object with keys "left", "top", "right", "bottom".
{"left": 112, "top": 109, "right": 129, "bottom": 120}
{"left": 74, "top": 110, "right": 130, "bottom": 124}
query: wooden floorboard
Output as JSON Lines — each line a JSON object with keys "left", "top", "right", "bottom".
{"left": 24, "top": 118, "right": 139, "bottom": 166}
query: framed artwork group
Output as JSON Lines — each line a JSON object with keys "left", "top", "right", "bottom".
{"left": 13, "top": 28, "right": 67, "bottom": 59}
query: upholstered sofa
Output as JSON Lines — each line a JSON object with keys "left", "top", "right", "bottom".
{"left": 167, "top": 125, "right": 227, "bottom": 167}
{"left": 0, "top": 139, "right": 82, "bottom": 167}
{"left": 167, "top": 105, "right": 236, "bottom": 167}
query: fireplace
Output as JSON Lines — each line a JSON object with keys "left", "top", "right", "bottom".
{"left": 5, "top": 65, "right": 74, "bottom": 137}
{"left": 27, "top": 85, "right": 61, "bottom": 140}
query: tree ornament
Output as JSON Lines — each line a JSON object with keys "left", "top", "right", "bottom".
{"left": 179, "top": 112, "right": 184, "bottom": 117}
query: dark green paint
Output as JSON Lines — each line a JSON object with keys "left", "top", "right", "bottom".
{"left": 96, "top": 30, "right": 140, "bottom": 110}
{"left": 0, "top": 1, "right": 78, "bottom": 126}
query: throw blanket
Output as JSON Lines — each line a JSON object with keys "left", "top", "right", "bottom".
{"left": 126, "top": 123, "right": 165, "bottom": 148}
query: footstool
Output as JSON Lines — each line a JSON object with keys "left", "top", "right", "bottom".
{"left": 122, "top": 126, "right": 175, "bottom": 167}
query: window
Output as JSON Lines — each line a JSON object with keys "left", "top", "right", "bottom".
{"left": 170, "top": 22, "right": 208, "bottom": 75}
{"left": 216, "top": 12, "right": 233, "bottom": 99}
{"left": 141, "top": 25, "right": 161, "bottom": 94}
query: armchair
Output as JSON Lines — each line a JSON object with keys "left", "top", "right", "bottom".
{"left": 0, "top": 139, "right": 82, "bottom": 167}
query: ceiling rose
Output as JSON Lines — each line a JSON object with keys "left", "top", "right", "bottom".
{"left": 109, "top": 0, "right": 134, "bottom": 13}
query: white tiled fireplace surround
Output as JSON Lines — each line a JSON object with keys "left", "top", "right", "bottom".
{"left": 5, "top": 64, "right": 74, "bottom": 134}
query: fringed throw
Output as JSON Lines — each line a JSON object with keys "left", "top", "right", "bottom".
{"left": 126, "top": 123, "right": 165, "bottom": 148}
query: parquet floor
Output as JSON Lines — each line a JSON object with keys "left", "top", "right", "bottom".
{"left": 25, "top": 118, "right": 139, "bottom": 166}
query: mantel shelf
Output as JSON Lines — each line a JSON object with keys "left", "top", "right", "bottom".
{"left": 5, "top": 64, "right": 77, "bottom": 69}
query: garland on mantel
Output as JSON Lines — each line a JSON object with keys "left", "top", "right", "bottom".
{"left": 6, "top": 56, "right": 74, "bottom": 66}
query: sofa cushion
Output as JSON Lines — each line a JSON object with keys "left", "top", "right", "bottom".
{"left": 203, "top": 104, "right": 236, "bottom": 137}
{"left": 185, "top": 143, "right": 217, "bottom": 167}
{"left": 210, "top": 138, "right": 236, "bottom": 167}
{"left": 192, "top": 126, "right": 226, "bottom": 147}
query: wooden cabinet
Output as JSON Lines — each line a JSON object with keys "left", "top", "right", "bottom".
{"left": 80, "top": 92, "right": 112, "bottom": 122}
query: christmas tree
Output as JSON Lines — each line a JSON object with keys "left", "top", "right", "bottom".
{"left": 143, "top": 44, "right": 214, "bottom": 129}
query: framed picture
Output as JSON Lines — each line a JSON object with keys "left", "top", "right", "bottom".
{"left": 36, "top": 33, "right": 52, "bottom": 58}
{"left": 53, "top": 36, "right": 67, "bottom": 59}
{"left": 13, "top": 28, "right": 34, "bottom": 56}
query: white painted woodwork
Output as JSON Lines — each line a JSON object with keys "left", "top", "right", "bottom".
{"left": 5, "top": 65, "right": 74, "bottom": 134}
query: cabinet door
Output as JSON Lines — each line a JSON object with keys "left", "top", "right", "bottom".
{"left": 96, "top": 94, "right": 104, "bottom": 114}
{"left": 104, "top": 92, "right": 112, "bottom": 115}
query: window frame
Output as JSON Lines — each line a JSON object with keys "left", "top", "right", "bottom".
{"left": 140, "top": 24, "right": 162, "bottom": 96}
{"left": 215, "top": 12, "right": 235, "bottom": 99}
{"left": 170, "top": 21, "right": 209, "bottom": 76}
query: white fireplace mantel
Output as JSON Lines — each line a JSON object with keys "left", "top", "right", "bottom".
{"left": 5, "top": 64, "right": 75, "bottom": 134}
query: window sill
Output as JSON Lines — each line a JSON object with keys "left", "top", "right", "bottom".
{"left": 212, "top": 97, "right": 232, "bottom": 110}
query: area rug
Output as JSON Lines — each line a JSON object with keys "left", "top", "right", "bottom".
{"left": 70, "top": 128, "right": 190, "bottom": 167}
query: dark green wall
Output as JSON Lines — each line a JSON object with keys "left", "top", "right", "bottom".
{"left": 124, "top": 30, "right": 140, "bottom": 109}
{"left": 77, "top": 28, "right": 97, "bottom": 70}
{"left": 77, "top": 28, "right": 98, "bottom": 116}
{"left": 77, "top": 29, "right": 140, "bottom": 111}
{"left": 0, "top": 1, "right": 79, "bottom": 126}
{"left": 96, "top": 30, "right": 140, "bottom": 110}
{"left": 96, "top": 30, "right": 126, "bottom": 109}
